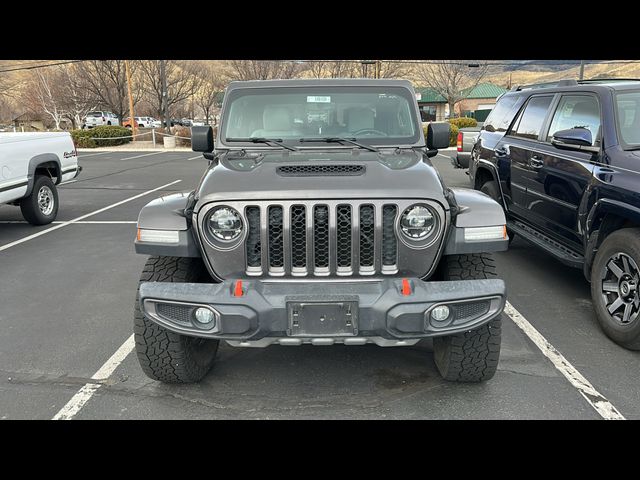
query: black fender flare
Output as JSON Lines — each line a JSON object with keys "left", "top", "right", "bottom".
{"left": 25, "top": 153, "right": 61, "bottom": 197}
{"left": 476, "top": 159, "right": 508, "bottom": 211}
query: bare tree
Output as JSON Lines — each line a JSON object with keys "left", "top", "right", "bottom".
{"left": 304, "top": 61, "right": 358, "bottom": 78}
{"left": 378, "top": 61, "right": 411, "bottom": 79}
{"left": 139, "top": 60, "right": 204, "bottom": 118}
{"left": 416, "top": 60, "right": 489, "bottom": 117}
{"left": 23, "top": 69, "right": 67, "bottom": 129}
{"left": 195, "top": 64, "right": 225, "bottom": 125}
{"left": 226, "top": 60, "right": 307, "bottom": 80}
{"left": 76, "top": 60, "right": 141, "bottom": 120}
{"left": 57, "top": 64, "right": 96, "bottom": 128}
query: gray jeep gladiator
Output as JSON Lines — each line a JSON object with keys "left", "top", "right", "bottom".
{"left": 133, "top": 79, "right": 509, "bottom": 384}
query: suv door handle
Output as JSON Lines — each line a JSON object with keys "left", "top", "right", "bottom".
{"left": 494, "top": 147, "right": 508, "bottom": 157}
{"left": 530, "top": 155, "right": 544, "bottom": 168}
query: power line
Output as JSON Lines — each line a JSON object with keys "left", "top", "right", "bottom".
{"left": 0, "top": 60, "right": 84, "bottom": 74}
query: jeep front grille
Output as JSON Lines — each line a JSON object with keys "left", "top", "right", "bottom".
{"left": 242, "top": 201, "right": 399, "bottom": 277}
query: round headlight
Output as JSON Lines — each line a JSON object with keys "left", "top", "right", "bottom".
{"left": 400, "top": 205, "right": 435, "bottom": 239}
{"left": 208, "top": 207, "right": 243, "bottom": 241}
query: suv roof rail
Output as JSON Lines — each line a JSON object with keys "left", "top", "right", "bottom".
{"left": 511, "top": 79, "right": 578, "bottom": 91}
{"left": 578, "top": 78, "right": 640, "bottom": 84}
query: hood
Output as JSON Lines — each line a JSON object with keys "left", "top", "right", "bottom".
{"left": 194, "top": 149, "right": 448, "bottom": 211}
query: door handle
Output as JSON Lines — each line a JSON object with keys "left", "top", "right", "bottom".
{"left": 494, "top": 147, "right": 507, "bottom": 157}
{"left": 530, "top": 155, "right": 544, "bottom": 168}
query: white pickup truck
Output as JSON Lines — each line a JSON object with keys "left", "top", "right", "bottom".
{"left": 0, "top": 132, "right": 80, "bottom": 225}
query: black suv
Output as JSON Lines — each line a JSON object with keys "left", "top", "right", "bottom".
{"left": 469, "top": 79, "right": 640, "bottom": 350}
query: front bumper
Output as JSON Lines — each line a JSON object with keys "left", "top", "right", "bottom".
{"left": 139, "top": 278, "right": 506, "bottom": 346}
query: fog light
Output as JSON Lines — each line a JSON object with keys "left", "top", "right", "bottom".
{"left": 431, "top": 305, "right": 450, "bottom": 322}
{"left": 194, "top": 307, "right": 215, "bottom": 325}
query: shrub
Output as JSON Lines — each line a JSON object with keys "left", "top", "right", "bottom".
{"left": 174, "top": 126, "right": 192, "bottom": 147}
{"left": 448, "top": 123, "right": 459, "bottom": 147}
{"left": 89, "top": 125, "right": 133, "bottom": 146}
{"left": 423, "top": 122, "right": 459, "bottom": 148}
{"left": 70, "top": 129, "right": 96, "bottom": 148}
{"left": 448, "top": 117, "right": 477, "bottom": 129}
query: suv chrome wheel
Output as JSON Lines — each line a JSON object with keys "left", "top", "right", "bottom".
{"left": 601, "top": 252, "right": 640, "bottom": 325}
{"left": 37, "top": 185, "right": 55, "bottom": 216}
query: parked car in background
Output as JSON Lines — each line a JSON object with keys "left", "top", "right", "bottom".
{"left": 0, "top": 131, "right": 81, "bottom": 225}
{"left": 150, "top": 118, "right": 162, "bottom": 128}
{"left": 452, "top": 125, "right": 481, "bottom": 169}
{"left": 82, "top": 111, "right": 119, "bottom": 129}
{"left": 469, "top": 78, "right": 640, "bottom": 350}
{"left": 192, "top": 119, "right": 206, "bottom": 127}
{"left": 180, "top": 118, "right": 193, "bottom": 127}
{"left": 123, "top": 116, "right": 155, "bottom": 128}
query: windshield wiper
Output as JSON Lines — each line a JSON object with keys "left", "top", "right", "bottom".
{"left": 299, "top": 137, "right": 379, "bottom": 152}
{"left": 226, "top": 137, "right": 297, "bottom": 151}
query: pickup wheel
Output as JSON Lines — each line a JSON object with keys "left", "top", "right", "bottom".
{"left": 480, "top": 180, "right": 515, "bottom": 244}
{"left": 591, "top": 228, "right": 640, "bottom": 350}
{"left": 433, "top": 253, "right": 502, "bottom": 382}
{"left": 134, "top": 256, "right": 220, "bottom": 383}
{"left": 20, "top": 175, "right": 58, "bottom": 225}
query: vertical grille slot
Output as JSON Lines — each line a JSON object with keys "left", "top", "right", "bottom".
{"left": 291, "top": 205, "right": 307, "bottom": 271}
{"left": 382, "top": 205, "right": 398, "bottom": 269}
{"left": 314, "top": 205, "right": 329, "bottom": 270}
{"left": 268, "top": 206, "right": 284, "bottom": 271}
{"left": 359, "top": 205, "right": 375, "bottom": 270}
{"left": 336, "top": 205, "right": 352, "bottom": 270}
{"left": 245, "top": 206, "right": 262, "bottom": 270}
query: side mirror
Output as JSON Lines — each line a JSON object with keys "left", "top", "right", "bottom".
{"left": 551, "top": 128, "right": 598, "bottom": 153}
{"left": 192, "top": 126, "right": 214, "bottom": 153}
{"left": 426, "top": 122, "right": 450, "bottom": 150}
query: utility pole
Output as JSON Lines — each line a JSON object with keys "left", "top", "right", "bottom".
{"left": 579, "top": 60, "right": 585, "bottom": 80}
{"left": 124, "top": 60, "right": 136, "bottom": 141}
{"left": 160, "top": 60, "right": 170, "bottom": 134}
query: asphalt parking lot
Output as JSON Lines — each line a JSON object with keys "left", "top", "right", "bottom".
{"left": 1, "top": 148, "right": 638, "bottom": 420}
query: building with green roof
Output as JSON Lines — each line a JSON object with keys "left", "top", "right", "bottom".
{"left": 415, "top": 82, "right": 507, "bottom": 121}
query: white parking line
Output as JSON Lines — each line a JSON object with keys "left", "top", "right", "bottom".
{"left": 120, "top": 151, "right": 164, "bottom": 161}
{"left": 78, "top": 152, "right": 111, "bottom": 158}
{"left": 53, "top": 335, "right": 135, "bottom": 420}
{"left": 505, "top": 301, "right": 625, "bottom": 420}
{"left": 187, "top": 155, "right": 202, "bottom": 161}
{"left": 0, "top": 180, "right": 180, "bottom": 253}
{"left": 0, "top": 220, "right": 137, "bottom": 224}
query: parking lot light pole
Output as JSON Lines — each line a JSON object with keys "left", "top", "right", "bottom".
{"left": 125, "top": 60, "right": 136, "bottom": 142}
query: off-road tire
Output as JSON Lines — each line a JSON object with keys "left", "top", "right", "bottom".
{"left": 20, "top": 175, "right": 58, "bottom": 225}
{"left": 134, "top": 256, "right": 220, "bottom": 383}
{"left": 433, "top": 253, "right": 502, "bottom": 382}
{"left": 591, "top": 228, "right": 640, "bottom": 350}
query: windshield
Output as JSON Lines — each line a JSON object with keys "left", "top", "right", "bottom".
{"left": 616, "top": 90, "right": 640, "bottom": 148}
{"left": 221, "top": 86, "right": 421, "bottom": 147}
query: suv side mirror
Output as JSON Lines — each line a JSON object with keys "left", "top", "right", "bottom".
{"left": 192, "top": 126, "right": 214, "bottom": 153}
{"left": 551, "top": 128, "right": 598, "bottom": 153}
{"left": 427, "top": 122, "right": 450, "bottom": 150}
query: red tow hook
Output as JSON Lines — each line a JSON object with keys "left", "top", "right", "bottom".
{"left": 401, "top": 278, "right": 412, "bottom": 296}
{"left": 233, "top": 280, "right": 244, "bottom": 297}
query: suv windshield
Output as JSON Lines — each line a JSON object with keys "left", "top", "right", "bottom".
{"left": 221, "top": 86, "right": 420, "bottom": 147}
{"left": 616, "top": 90, "right": 640, "bottom": 148}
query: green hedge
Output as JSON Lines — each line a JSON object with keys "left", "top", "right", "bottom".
{"left": 448, "top": 117, "right": 477, "bottom": 129}
{"left": 70, "top": 125, "right": 132, "bottom": 148}
{"left": 423, "top": 122, "right": 459, "bottom": 147}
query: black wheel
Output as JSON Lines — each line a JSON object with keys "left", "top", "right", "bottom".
{"left": 107, "top": 121, "right": 112, "bottom": 125}
{"left": 480, "top": 180, "right": 515, "bottom": 244}
{"left": 134, "top": 256, "right": 220, "bottom": 383}
{"left": 20, "top": 175, "right": 58, "bottom": 225}
{"left": 591, "top": 228, "right": 640, "bottom": 350}
{"left": 433, "top": 253, "right": 502, "bottom": 382}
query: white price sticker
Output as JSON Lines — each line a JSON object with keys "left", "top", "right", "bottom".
{"left": 307, "top": 96, "right": 331, "bottom": 103}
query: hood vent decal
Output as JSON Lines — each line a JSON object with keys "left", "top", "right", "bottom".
{"left": 277, "top": 164, "right": 365, "bottom": 177}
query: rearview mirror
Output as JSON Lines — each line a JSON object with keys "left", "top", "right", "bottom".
{"left": 426, "top": 122, "right": 450, "bottom": 150}
{"left": 551, "top": 128, "right": 598, "bottom": 153}
{"left": 192, "top": 126, "right": 214, "bottom": 153}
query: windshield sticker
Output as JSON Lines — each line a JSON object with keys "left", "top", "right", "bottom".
{"left": 307, "top": 96, "right": 331, "bottom": 103}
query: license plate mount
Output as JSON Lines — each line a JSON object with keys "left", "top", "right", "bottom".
{"left": 287, "top": 301, "right": 359, "bottom": 337}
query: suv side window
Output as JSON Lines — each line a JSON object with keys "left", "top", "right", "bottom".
{"left": 510, "top": 95, "right": 554, "bottom": 140}
{"left": 483, "top": 94, "right": 521, "bottom": 132}
{"left": 545, "top": 95, "right": 601, "bottom": 145}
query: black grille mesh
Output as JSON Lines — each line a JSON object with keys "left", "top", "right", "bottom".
{"left": 277, "top": 165, "right": 365, "bottom": 176}
{"left": 359, "top": 205, "right": 375, "bottom": 268}
{"left": 336, "top": 205, "right": 352, "bottom": 268}
{"left": 314, "top": 205, "right": 329, "bottom": 268}
{"left": 156, "top": 303, "right": 193, "bottom": 324}
{"left": 382, "top": 205, "right": 397, "bottom": 266}
{"left": 291, "top": 205, "right": 306, "bottom": 268}
{"left": 454, "top": 301, "right": 490, "bottom": 321}
{"left": 268, "top": 206, "right": 284, "bottom": 268}
{"left": 245, "top": 206, "right": 261, "bottom": 267}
